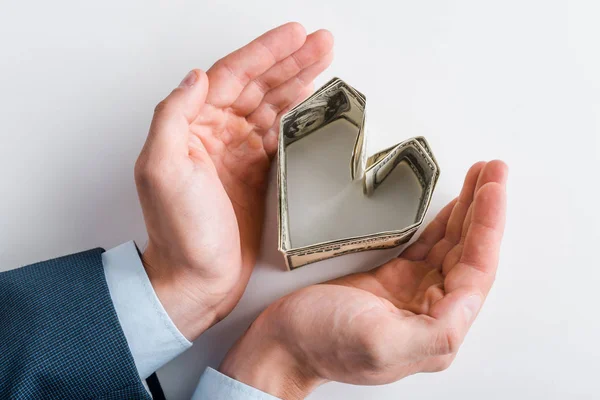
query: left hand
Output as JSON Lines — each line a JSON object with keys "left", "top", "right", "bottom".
{"left": 220, "top": 161, "right": 508, "bottom": 399}
{"left": 134, "top": 23, "right": 334, "bottom": 340}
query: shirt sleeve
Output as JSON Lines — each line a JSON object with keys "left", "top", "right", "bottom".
{"left": 101, "top": 241, "right": 192, "bottom": 379}
{"left": 192, "top": 367, "right": 281, "bottom": 400}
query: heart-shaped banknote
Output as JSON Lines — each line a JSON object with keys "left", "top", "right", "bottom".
{"left": 277, "top": 78, "right": 440, "bottom": 269}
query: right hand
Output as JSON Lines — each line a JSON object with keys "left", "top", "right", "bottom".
{"left": 134, "top": 23, "right": 333, "bottom": 340}
{"left": 220, "top": 161, "right": 508, "bottom": 399}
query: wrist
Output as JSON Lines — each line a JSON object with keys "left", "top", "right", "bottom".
{"left": 141, "top": 246, "right": 218, "bottom": 341}
{"left": 219, "top": 313, "right": 323, "bottom": 399}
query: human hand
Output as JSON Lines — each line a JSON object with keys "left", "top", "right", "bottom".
{"left": 219, "top": 160, "right": 508, "bottom": 399}
{"left": 134, "top": 23, "right": 333, "bottom": 340}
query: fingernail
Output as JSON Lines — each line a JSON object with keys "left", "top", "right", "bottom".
{"left": 179, "top": 70, "right": 198, "bottom": 88}
{"left": 462, "top": 294, "right": 482, "bottom": 324}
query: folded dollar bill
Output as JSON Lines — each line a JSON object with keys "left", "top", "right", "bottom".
{"left": 278, "top": 77, "right": 440, "bottom": 270}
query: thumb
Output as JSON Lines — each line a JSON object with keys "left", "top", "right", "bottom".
{"left": 146, "top": 69, "right": 209, "bottom": 156}
{"left": 397, "top": 289, "right": 483, "bottom": 360}
{"left": 429, "top": 289, "right": 483, "bottom": 355}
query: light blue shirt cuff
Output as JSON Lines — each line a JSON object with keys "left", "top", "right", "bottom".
{"left": 102, "top": 241, "right": 192, "bottom": 379}
{"left": 192, "top": 367, "right": 281, "bottom": 400}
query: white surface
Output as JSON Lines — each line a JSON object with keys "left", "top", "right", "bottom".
{"left": 0, "top": 1, "right": 598, "bottom": 399}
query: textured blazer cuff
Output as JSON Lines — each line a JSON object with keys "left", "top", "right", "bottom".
{"left": 0, "top": 248, "right": 150, "bottom": 399}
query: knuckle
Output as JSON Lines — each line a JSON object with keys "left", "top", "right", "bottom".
{"left": 153, "top": 99, "right": 175, "bottom": 117}
{"left": 153, "top": 100, "right": 168, "bottom": 115}
{"left": 357, "top": 328, "right": 388, "bottom": 370}
{"left": 133, "top": 158, "right": 146, "bottom": 182}
{"left": 437, "top": 326, "right": 461, "bottom": 355}
{"left": 134, "top": 157, "right": 163, "bottom": 187}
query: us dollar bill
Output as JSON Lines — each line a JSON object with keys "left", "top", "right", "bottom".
{"left": 278, "top": 77, "right": 440, "bottom": 270}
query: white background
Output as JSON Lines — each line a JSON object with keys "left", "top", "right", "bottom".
{"left": 1, "top": 1, "right": 598, "bottom": 399}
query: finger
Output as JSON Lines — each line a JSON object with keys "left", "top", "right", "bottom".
{"left": 261, "top": 82, "right": 314, "bottom": 156}
{"left": 445, "top": 183, "right": 507, "bottom": 299}
{"left": 247, "top": 51, "right": 334, "bottom": 131}
{"left": 460, "top": 160, "right": 509, "bottom": 241}
{"left": 206, "top": 22, "right": 307, "bottom": 107}
{"left": 425, "top": 162, "right": 486, "bottom": 268}
{"left": 221, "top": 81, "right": 314, "bottom": 152}
{"left": 401, "top": 198, "right": 458, "bottom": 261}
{"left": 388, "top": 169, "right": 507, "bottom": 365}
{"left": 231, "top": 29, "right": 333, "bottom": 116}
{"left": 444, "top": 161, "right": 487, "bottom": 243}
{"left": 442, "top": 160, "right": 509, "bottom": 276}
{"left": 145, "top": 69, "right": 209, "bottom": 158}
{"left": 217, "top": 82, "right": 315, "bottom": 184}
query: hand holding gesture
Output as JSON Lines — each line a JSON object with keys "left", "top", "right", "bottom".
{"left": 220, "top": 161, "right": 508, "bottom": 399}
{"left": 135, "top": 23, "right": 333, "bottom": 339}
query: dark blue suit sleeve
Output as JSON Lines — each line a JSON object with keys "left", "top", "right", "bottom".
{"left": 0, "top": 248, "right": 151, "bottom": 399}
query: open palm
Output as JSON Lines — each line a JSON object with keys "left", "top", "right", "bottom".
{"left": 135, "top": 23, "right": 333, "bottom": 338}
{"left": 221, "top": 161, "right": 508, "bottom": 394}
{"left": 326, "top": 160, "right": 507, "bottom": 380}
